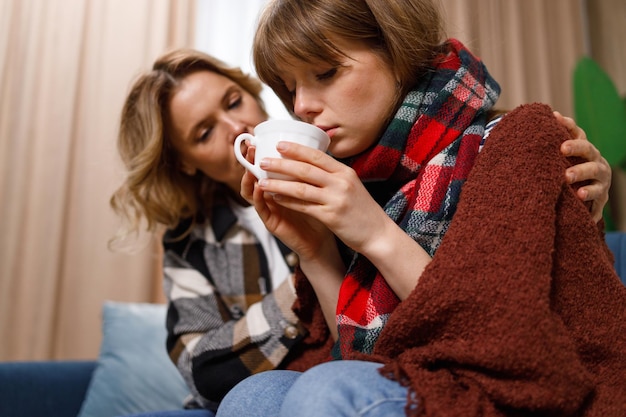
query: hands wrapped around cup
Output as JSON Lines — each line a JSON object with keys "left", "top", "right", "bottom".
{"left": 234, "top": 119, "right": 330, "bottom": 180}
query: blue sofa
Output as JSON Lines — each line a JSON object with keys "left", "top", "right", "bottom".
{"left": 0, "top": 302, "right": 211, "bottom": 417}
{"left": 1, "top": 232, "right": 624, "bottom": 417}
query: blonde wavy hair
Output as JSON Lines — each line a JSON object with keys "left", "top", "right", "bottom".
{"left": 110, "top": 48, "right": 266, "bottom": 245}
{"left": 253, "top": 0, "right": 445, "bottom": 117}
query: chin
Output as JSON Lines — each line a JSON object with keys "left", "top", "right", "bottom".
{"left": 327, "top": 143, "right": 347, "bottom": 159}
{"left": 328, "top": 144, "right": 367, "bottom": 160}
{"left": 326, "top": 148, "right": 344, "bottom": 159}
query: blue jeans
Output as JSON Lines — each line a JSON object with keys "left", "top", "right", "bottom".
{"left": 216, "top": 360, "right": 409, "bottom": 417}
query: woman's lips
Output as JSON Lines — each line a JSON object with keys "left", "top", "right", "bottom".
{"left": 319, "top": 126, "right": 338, "bottom": 139}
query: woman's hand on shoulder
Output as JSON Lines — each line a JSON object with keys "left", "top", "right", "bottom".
{"left": 554, "top": 111, "right": 611, "bottom": 222}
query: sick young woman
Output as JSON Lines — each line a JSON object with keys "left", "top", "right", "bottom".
{"left": 215, "top": 0, "right": 622, "bottom": 416}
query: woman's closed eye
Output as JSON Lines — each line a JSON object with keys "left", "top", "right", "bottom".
{"left": 228, "top": 95, "right": 243, "bottom": 110}
{"left": 194, "top": 94, "right": 243, "bottom": 144}
{"left": 196, "top": 127, "right": 212, "bottom": 144}
{"left": 316, "top": 67, "right": 338, "bottom": 81}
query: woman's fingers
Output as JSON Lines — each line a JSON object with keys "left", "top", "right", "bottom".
{"left": 554, "top": 111, "right": 583, "bottom": 139}
{"left": 254, "top": 142, "right": 342, "bottom": 205}
{"left": 554, "top": 111, "right": 612, "bottom": 222}
{"left": 240, "top": 146, "right": 257, "bottom": 201}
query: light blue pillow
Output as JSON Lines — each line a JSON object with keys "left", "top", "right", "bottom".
{"left": 78, "top": 301, "right": 190, "bottom": 417}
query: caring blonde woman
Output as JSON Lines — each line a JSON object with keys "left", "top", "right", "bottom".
{"left": 110, "top": 49, "right": 330, "bottom": 416}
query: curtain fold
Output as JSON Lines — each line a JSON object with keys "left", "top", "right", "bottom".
{"left": 586, "top": 0, "right": 626, "bottom": 95}
{"left": 0, "top": 0, "right": 195, "bottom": 361}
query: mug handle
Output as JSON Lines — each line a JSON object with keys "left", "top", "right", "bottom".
{"left": 234, "top": 133, "right": 263, "bottom": 179}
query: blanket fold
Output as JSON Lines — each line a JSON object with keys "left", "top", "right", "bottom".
{"left": 372, "top": 103, "right": 626, "bottom": 416}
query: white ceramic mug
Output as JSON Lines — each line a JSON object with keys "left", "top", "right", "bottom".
{"left": 234, "top": 119, "right": 330, "bottom": 180}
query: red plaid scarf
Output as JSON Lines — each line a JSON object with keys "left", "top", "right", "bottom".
{"left": 335, "top": 39, "right": 500, "bottom": 358}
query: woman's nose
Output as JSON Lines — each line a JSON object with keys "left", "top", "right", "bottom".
{"left": 293, "top": 87, "right": 321, "bottom": 121}
{"left": 224, "top": 117, "right": 247, "bottom": 142}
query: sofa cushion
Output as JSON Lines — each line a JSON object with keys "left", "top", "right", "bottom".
{"left": 606, "top": 231, "right": 626, "bottom": 285}
{"left": 77, "top": 301, "right": 190, "bottom": 417}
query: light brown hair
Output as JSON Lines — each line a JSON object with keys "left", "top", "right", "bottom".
{"left": 253, "top": 0, "right": 445, "bottom": 116}
{"left": 110, "top": 48, "right": 266, "bottom": 244}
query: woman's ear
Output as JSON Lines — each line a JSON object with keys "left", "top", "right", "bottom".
{"left": 395, "top": 71, "right": 403, "bottom": 91}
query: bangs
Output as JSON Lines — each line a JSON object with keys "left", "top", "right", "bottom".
{"left": 253, "top": 0, "right": 345, "bottom": 113}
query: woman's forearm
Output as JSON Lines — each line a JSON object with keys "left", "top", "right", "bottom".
{"left": 360, "top": 214, "right": 432, "bottom": 300}
{"left": 298, "top": 239, "right": 346, "bottom": 341}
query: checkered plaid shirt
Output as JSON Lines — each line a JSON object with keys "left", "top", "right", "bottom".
{"left": 163, "top": 201, "right": 302, "bottom": 410}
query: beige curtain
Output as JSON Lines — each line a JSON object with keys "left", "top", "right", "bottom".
{"left": 586, "top": 0, "right": 626, "bottom": 95}
{"left": 0, "top": 0, "right": 195, "bottom": 361}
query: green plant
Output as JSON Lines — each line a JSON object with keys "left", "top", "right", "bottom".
{"left": 573, "top": 57, "right": 626, "bottom": 230}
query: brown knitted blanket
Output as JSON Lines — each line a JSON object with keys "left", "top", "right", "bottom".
{"left": 371, "top": 103, "right": 626, "bottom": 416}
{"left": 286, "top": 103, "right": 626, "bottom": 415}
